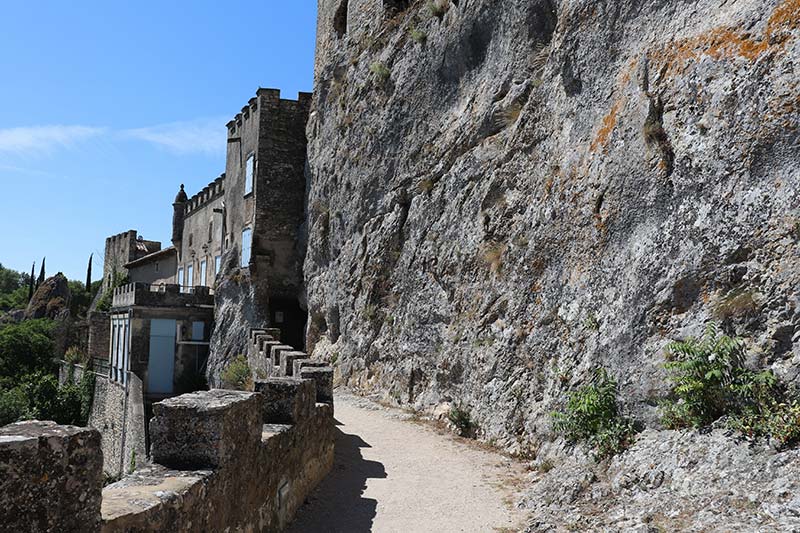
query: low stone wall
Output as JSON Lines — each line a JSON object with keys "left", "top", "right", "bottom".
{"left": 0, "top": 379, "right": 335, "bottom": 532}
{"left": 0, "top": 421, "right": 103, "bottom": 533}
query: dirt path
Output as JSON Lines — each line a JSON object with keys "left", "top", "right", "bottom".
{"left": 288, "top": 391, "right": 527, "bottom": 533}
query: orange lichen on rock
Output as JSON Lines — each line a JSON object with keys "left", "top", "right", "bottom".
{"left": 653, "top": 0, "right": 799, "bottom": 75}
{"left": 590, "top": 100, "right": 622, "bottom": 153}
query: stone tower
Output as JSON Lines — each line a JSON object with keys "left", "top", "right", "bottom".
{"left": 172, "top": 184, "right": 188, "bottom": 257}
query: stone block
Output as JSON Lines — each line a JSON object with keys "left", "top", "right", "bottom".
{"left": 270, "top": 344, "right": 294, "bottom": 366}
{"left": 0, "top": 421, "right": 103, "bottom": 533}
{"left": 253, "top": 378, "right": 315, "bottom": 424}
{"left": 280, "top": 351, "right": 308, "bottom": 376}
{"left": 264, "top": 327, "right": 282, "bottom": 341}
{"left": 149, "top": 390, "right": 261, "bottom": 469}
{"left": 292, "top": 359, "right": 329, "bottom": 378}
{"left": 261, "top": 339, "right": 282, "bottom": 354}
{"left": 299, "top": 367, "right": 334, "bottom": 403}
{"left": 253, "top": 333, "right": 273, "bottom": 348}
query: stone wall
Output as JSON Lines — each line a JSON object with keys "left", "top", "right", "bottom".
{"left": 0, "top": 421, "right": 103, "bottom": 533}
{"left": 0, "top": 381, "right": 335, "bottom": 532}
{"left": 178, "top": 176, "right": 226, "bottom": 288}
{"left": 87, "top": 372, "right": 147, "bottom": 478}
{"left": 88, "top": 311, "right": 110, "bottom": 361}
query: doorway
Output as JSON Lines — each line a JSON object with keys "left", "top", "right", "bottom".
{"left": 270, "top": 297, "right": 307, "bottom": 350}
{"left": 148, "top": 319, "right": 176, "bottom": 395}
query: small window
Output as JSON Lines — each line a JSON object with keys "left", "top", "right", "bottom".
{"left": 191, "top": 321, "right": 205, "bottom": 341}
{"left": 214, "top": 255, "right": 222, "bottom": 274}
{"left": 245, "top": 154, "right": 254, "bottom": 195}
{"left": 199, "top": 260, "right": 207, "bottom": 287}
{"left": 188, "top": 233, "right": 194, "bottom": 247}
{"left": 187, "top": 264, "right": 194, "bottom": 288}
{"left": 241, "top": 228, "right": 252, "bottom": 267}
{"left": 177, "top": 267, "right": 184, "bottom": 287}
{"left": 208, "top": 221, "right": 213, "bottom": 242}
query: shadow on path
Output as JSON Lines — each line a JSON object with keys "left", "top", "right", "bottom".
{"left": 287, "top": 418, "right": 387, "bottom": 532}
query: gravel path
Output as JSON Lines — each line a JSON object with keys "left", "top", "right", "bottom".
{"left": 287, "top": 391, "right": 527, "bottom": 533}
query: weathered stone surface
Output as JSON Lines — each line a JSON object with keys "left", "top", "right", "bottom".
{"left": 270, "top": 344, "right": 295, "bottom": 367}
{"left": 149, "top": 389, "right": 261, "bottom": 469}
{"left": 299, "top": 366, "right": 335, "bottom": 404}
{"left": 308, "top": 2, "right": 800, "bottom": 527}
{"left": 0, "top": 421, "right": 103, "bottom": 533}
{"left": 102, "top": 393, "right": 334, "bottom": 532}
{"left": 292, "top": 358, "right": 329, "bottom": 378}
{"left": 207, "top": 251, "right": 267, "bottom": 387}
{"left": 25, "top": 273, "right": 71, "bottom": 320}
{"left": 280, "top": 350, "right": 309, "bottom": 376}
{"left": 253, "top": 378, "right": 315, "bottom": 424}
{"left": 308, "top": 0, "right": 800, "bottom": 442}
{"left": 523, "top": 429, "right": 800, "bottom": 532}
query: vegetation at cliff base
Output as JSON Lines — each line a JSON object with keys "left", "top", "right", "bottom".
{"left": 552, "top": 368, "right": 638, "bottom": 460}
{"left": 661, "top": 324, "right": 800, "bottom": 448}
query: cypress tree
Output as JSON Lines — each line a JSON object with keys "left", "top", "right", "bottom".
{"left": 86, "top": 254, "right": 93, "bottom": 294}
{"left": 28, "top": 261, "right": 35, "bottom": 301}
{"left": 37, "top": 257, "right": 46, "bottom": 287}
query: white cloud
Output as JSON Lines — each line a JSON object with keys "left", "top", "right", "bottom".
{"left": 123, "top": 118, "right": 227, "bottom": 156}
{"left": 0, "top": 125, "right": 105, "bottom": 154}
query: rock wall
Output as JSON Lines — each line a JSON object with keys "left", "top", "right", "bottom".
{"left": 306, "top": 0, "right": 800, "bottom": 447}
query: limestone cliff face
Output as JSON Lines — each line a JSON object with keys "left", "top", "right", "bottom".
{"left": 306, "top": 0, "right": 800, "bottom": 448}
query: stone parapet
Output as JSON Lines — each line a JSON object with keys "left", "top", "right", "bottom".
{"left": 150, "top": 390, "right": 261, "bottom": 469}
{"left": 0, "top": 421, "right": 103, "bottom": 533}
{"left": 254, "top": 378, "right": 315, "bottom": 424}
{"left": 299, "top": 367, "right": 335, "bottom": 404}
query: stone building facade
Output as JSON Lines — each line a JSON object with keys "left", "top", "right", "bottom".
{"left": 82, "top": 88, "right": 312, "bottom": 474}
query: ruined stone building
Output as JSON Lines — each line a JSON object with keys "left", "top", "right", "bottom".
{"left": 83, "top": 88, "right": 312, "bottom": 475}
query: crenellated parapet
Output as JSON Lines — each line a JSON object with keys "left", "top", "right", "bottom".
{"left": 184, "top": 174, "right": 226, "bottom": 218}
{"left": 1, "top": 379, "right": 335, "bottom": 532}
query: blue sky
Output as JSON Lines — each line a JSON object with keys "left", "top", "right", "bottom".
{"left": 0, "top": 1, "right": 317, "bottom": 281}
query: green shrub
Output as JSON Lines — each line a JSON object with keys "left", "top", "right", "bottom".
{"left": 0, "top": 319, "right": 55, "bottom": 380}
{"left": 552, "top": 368, "right": 637, "bottom": 460}
{"left": 96, "top": 272, "right": 129, "bottom": 312}
{"left": 221, "top": 355, "right": 252, "bottom": 391}
{"left": 409, "top": 28, "right": 427, "bottom": 44}
{"left": 661, "top": 325, "right": 747, "bottom": 427}
{"left": 370, "top": 61, "right": 391, "bottom": 83}
{"left": 427, "top": 0, "right": 449, "bottom": 18}
{"left": 661, "top": 324, "right": 800, "bottom": 448}
{"left": 0, "top": 386, "right": 28, "bottom": 425}
{"left": 448, "top": 404, "right": 475, "bottom": 438}
{"left": 64, "top": 346, "right": 88, "bottom": 366}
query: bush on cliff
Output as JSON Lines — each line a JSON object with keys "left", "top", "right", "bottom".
{"left": 221, "top": 355, "right": 252, "bottom": 391}
{"left": 662, "top": 324, "right": 800, "bottom": 448}
{"left": 552, "top": 368, "right": 637, "bottom": 460}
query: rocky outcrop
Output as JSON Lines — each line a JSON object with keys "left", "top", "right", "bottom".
{"left": 207, "top": 249, "right": 267, "bottom": 387}
{"left": 307, "top": 0, "right": 800, "bottom": 443}
{"left": 306, "top": 1, "right": 800, "bottom": 527}
{"left": 524, "top": 428, "right": 800, "bottom": 532}
{"left": 25, "top": 273, "right": 71, "bottom": 320}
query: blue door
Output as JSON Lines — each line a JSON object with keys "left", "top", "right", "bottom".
{"left": 148, "top": 319, "right": 176, "bottom": 394}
